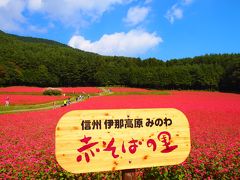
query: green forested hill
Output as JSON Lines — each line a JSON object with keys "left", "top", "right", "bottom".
{"left": 0, "top": 30, "right": 239, "bottom": 92}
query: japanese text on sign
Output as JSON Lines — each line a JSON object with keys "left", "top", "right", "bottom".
{"left": 76, "top": 131, "right": 177, "bottom": 164}
{"left": 81, "top": 117, "right": 172, "bottom": 130}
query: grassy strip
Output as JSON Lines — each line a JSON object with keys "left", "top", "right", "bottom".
{"left": 0, "top": 101, "right": 62, "bottom": 114}
{"left": 0, "top": 97, "right": 78, "bottom": 114}
{"left": 106, "top": 91, "right": 170, "bottom": 96}
{"left": 98, "top": 87, "right": 114, "bottom": 96}
{"left": 0, "top": 91, "right": 169, "bottom": 114}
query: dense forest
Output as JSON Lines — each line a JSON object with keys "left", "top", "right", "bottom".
{"left": 0, "top": 30, "right": 239, "bottom": 92}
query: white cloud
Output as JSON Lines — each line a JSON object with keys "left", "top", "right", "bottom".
{"left": 124, "top": 6, "right": 150, "bottom": 26}
{"left": 39, "top": 0, "right": 132, "bottom": 28}
{"left": 68, "top": 29, "right": 162, "bottom": 57}
{"left": 0, "top": 0, "right": 10, "bottom": 7}
{"left": 28, "top": 25, "right": 46, "bottom": 33}
{"left": 28, "top": 0, "right": 42, "bottom": 11}
{"left": 182, "top": 0, "right": 193, "bottom": 5}
{"left": 165, "top": 4, "right": 183, "bottom": 24}
{"left": 144, "top": 0, "right": 152, "bottom": 4}
{"left": 28, "top": 22, "right": 55, "bottom": 33}
{"left": 0, "top": 0, "right": 132, "bottom": 32}
{"left": 165, "top": 0, "right": 194, "bottom": 24}
{"left": 0, "top": 0, "right": 26, "bottom": 32}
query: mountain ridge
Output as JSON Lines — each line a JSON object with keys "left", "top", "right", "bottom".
{"left": 0, "top": 30, "right": 239, "bottom": 92}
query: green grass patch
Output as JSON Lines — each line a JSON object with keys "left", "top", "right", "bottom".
{"left": 0, "top": 97, "right": 78, "bottom": 114}
{"left": 0, "top": 91, "right": 169, "bottom": 114}
{"left": 0, "top": 101, "right": 60, "bottom": 114}
{"left": 106, "top": 91, "right": 170, "bottom": 96}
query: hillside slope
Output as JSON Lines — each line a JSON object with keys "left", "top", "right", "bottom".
{"left": 0, "top": 30, "right": 239, "bottom": 92}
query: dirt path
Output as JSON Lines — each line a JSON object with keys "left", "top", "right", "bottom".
{"left": 1, "top": 97, "right": 87, "bottom": 114}
{"left": 98, "top": 87, "right": 113, "bottom": 95}
{"left": 0, "top": 92, "right": 103, "bottom": 114}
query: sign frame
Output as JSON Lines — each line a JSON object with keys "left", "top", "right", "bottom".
{"left": 55, "top": 108, "right": 191, "bottom": 174}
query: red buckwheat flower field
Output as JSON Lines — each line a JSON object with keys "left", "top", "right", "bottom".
{"left": 0, "top": 90, "right": 239, "bottom": 179}
{"left": 60, "top": 87, "right": 101, "bottom": 94}
{"left": 0, "top": 86, "right": 44, "bottom": 93}
{"left": 0, "top": 86, "right": 101, "bottom": 94}
{"left": 0, "top": 95, "right": 69, "bottom": 105}
{"left": 109, "top": 87, "right": 150, "bottom": 92}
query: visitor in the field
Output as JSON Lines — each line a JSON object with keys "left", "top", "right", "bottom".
{"left": 79, "top": 95, "right": 83, "bottom": 101}
{"left": 63, "top": 99, "right": 67, "bottom": 106}
{"left": 67, "top": 98, "right": 71, "bottom": 105}
{"left": 5, "top": 96, "right": 10, "bottom": 106}
{"left": 53, "top": 101, "right": 56, "bottom": 109}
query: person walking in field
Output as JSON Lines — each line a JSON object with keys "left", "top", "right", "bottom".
{"left": 63, "top": 99, "right": 67, "bottom": 107}
{"left": 67, "top": 98, "right": 71, "bottom": 105}
{"left": 53, "top": 101, "right": 56, "bottom": 109}
{"left": 79, "top": 95, "right": 83, "bottom": 101}
{"left": 5, "top": 96, "right": 10, "bottom": 106}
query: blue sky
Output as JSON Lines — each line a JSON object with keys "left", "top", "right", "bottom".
{"left": 0, "top": 0, "right": 239, "bottom": 60}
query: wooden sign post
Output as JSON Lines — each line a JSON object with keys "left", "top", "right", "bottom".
{"left": 55, "top": 108, "right": 191, "bottom": 175}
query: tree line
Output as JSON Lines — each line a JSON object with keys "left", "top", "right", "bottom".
{"left": 0, "top": 30, "right": 239, "bottom": 92}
